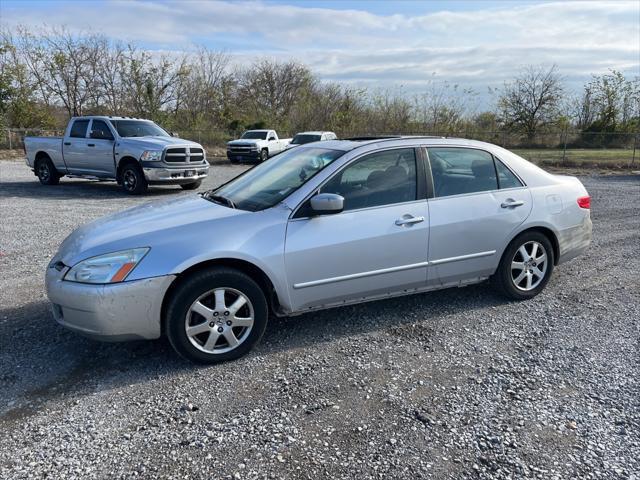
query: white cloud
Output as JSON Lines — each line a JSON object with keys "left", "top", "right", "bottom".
{"left": 2, "top": 0, "right": 638, "bottom": 100}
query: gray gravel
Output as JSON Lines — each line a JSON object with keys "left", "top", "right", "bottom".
{"left": 0, "top": 160, "right": 638, "bottom": 479}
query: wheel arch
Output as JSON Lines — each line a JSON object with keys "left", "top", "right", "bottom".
{"left": 116, "top": 156, "right": 140, "bottom": 183}
{"left": 160, "top": 258, "right": 282, "bottom": 335}
{"left": 502, "top": 225, "right": 560, "bottom": 266}
{"left": 34, "top": 151, "right": 52, "bottom": 166}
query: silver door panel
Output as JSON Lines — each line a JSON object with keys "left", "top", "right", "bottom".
{"left": 285, "top": 201, "right": 429, "bottom": 311}
{"left": 428, "top": 188, "right": 532, "bottom": 285}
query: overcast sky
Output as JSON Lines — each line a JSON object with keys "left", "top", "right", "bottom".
{"left": 2, "top": 0, "right": 639, "bottom": 105}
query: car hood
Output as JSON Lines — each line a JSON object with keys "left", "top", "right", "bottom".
{"left": 227, "top": 139, "right": 262, "bottom": 146}
{"left": 56, "top": 195, "right": 244, "bottom": 266}
{"left": 121, "top": 136, "right": 202, "bottom": 150}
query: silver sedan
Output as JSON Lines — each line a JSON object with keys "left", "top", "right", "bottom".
{"left": 46, "top": 137, "right": 592, "bottom": 363}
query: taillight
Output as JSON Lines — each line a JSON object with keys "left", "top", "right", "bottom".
{"left": 577, "top": 196, "right": 591, "bottom": 209}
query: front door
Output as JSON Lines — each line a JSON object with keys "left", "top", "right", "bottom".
{"left": 87, "top": 119, "right": 116, "bottom": 176}
{"left": 284, "top": 148, "right": 429, "bottom": 311}
{"left": 425, "top": 147, "right": 532, "bottom": 285}
{"left": 63, "top": 119, "right": 90, "bottom": 172}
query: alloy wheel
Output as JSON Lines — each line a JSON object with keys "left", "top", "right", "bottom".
{"left": 38, "top": 163, "right": 50, "bottom": 182}
{"left": 185, "top": 287, "right": 255, "bottom": 354}
{"left": 510, "top": 240, "right": 548, "bottom": 291}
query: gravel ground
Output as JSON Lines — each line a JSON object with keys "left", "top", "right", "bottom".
{"left": 0, "top": 160, "right": 638, "bottom": 479}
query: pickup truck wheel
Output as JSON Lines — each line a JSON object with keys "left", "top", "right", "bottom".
{"left": 180, "top": 180, "right": 202, "bottom": 190}
{"left": 260, "top": 149, "right": 269, "bottom": 162}
{"left": 36, "top": 158, "right": 60, "bottom": 185}
{"left": 492, "top": 231, "right": 554, "bottom": 300}
{"left": 121, "top": 164, "right": 148, "bottom": 195}
{"left": 165, "top": 267, "right": 268, "bottom": 364}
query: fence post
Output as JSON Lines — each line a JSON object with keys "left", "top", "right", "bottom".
{"left": 632, "top": 134, "right": 638, "bottom": 167}
{"left": 7, "top": 129, "right": 11, "bottom": 150}
{"left": 561, "top": 128, "right": 568, "bottom": 164}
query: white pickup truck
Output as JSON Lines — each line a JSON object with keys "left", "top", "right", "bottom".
{"left": 24, "top": 116, "right": 209, "bottom": 194}
{"left": 226, "top": 130, "right": 291, "bottom": 163}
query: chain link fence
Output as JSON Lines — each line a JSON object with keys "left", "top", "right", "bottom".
{"left": 2, "top": 127, "right": 638, "bottom": 167}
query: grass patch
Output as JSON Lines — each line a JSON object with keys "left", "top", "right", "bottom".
{"left": 512, "top": 149, "right": 638, "bottom": 169}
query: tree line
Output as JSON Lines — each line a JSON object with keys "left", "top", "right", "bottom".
{"left": 0, "top": 26, "right": 638, "bottom": 146}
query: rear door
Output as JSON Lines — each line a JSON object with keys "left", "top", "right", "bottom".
{"left": 284, "top": 147, "right": 429, "bottom": 311}
{"left": 63, "top": 119, "right": 90, "bottom": 173}
{"left": 425, "top": 146, "right": 532, "bottom": 286}
{"left": 87, "top": 119, "right": 116, "bottom": 176}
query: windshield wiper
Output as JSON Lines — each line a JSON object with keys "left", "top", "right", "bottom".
{"left": 202, "top": 191, "right": 236, "bottom": 209}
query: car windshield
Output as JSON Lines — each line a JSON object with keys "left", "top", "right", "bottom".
{"left": 207, "top": 147, "right": 345, "bottom": 211}
{"left": 109, "top": 120, "right": 170, "bottom": 138}
{"left": 292, "top": 134, "right": 321, "bottom": 145}
{"left": 241, "top": 131, "right": 268, "bottom": 140}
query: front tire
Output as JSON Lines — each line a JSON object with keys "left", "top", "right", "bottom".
{"left": 493, "top": 231, "right": 554, "bottom": 300}
{"left": 180, "top": 180, "right": 202, "bottom": 190}
{"left": 36, "top": 157, "right": 60, "bottom": 185}
{"left": 260, "top": 149, "right": 268, "bottom": 162}
{"left": 165, "top": 267, "right": 269, "bottom": 364}
{"left": 120, "top": 164, "right": 148, "bottom": 195}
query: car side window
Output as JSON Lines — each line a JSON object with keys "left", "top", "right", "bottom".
{"left": 427, "top": 147, "right": 498, "bottom": 198}
{"left": 495, "top": 158, "right": 523, "bottom": 189}
{"left": 69, "top": 120, "right": 90, "bottom": 138}
{"left": 321, "top": 148, "right": 417, "bottom": 211}
{"left": 90, "top": 120, "right": 114, "bottom": 140}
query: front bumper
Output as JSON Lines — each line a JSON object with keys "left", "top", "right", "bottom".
{"left": 227, "top": 150, "right": 260, "bottom": 161}
{"left": 141, "top": 162, "right": 209, "bottom": 184}
{"left": 45, "top": 265, "right": 176, "bottom": 341}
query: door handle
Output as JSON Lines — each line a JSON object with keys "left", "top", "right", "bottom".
{"left": 501, "top": 199, "right": 524, "bottom": 208}
{"left": 64, "top": 142, "right": 71, "bottom": 146}
{"left": 87, "top": 143, "right": 95, "bottom": 147}
{"left": 395, "top": 215, "right": 425, "bottom": 226}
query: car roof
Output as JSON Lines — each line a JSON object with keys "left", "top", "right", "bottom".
{"left": 72, "top": 116, "right": 153, "bottom": 121}
{"left": 316, "top": 136, "right": 500, "bottom": 152}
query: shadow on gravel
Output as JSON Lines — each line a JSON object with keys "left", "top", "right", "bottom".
{"left": 0, "top": 282, "right": 506, "bottom": 424}
{"left": 0, "top": 180, "right": 189, "bottom": 200}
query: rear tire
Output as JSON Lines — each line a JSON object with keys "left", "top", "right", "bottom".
{"left": 120, "top": 163, "right": 148, "bottom": 195}
{"left": 165, "top": 267, "right": 269, "bottom": 364}
{"left": 180, "top": 180, "right": 202, "bottom": 190}
{"left": 36, "top": 157, "right": 60, "bottom": 185}
{"left": 493, "top": 231, "right": 554, "bottom": 300}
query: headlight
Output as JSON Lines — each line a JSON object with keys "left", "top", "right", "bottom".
{"left": 140, "top": 150, "right": 163, "bottom": 161}
{"left": 64, "top": 248, "right": 150, "bottom": 284}
{"left": 249, "top": 145, "right": 258, "bottom": 151}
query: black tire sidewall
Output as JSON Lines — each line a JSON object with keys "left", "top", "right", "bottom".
{"left": 121, "top": 164, "right": 148, "bottom": 195}
{"left": 165, "top": 268, "right": 269, "bottom": 364}
{"left": 496, "top": 231, "right": 555, "bottom": 300}
{"left": 37, "top": 158, "right": 60, "bottom": 185}
{"left": 260, "top": 149, "right": 268, "bottom": 162}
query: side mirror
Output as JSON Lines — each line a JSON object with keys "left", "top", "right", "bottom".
{"left": 268, "top": 136, "right": 276, "bottom": 141}
{"left": 310, "top": 193, "right": 344, "bottom": 215}
{"left": 171, "top": 132, "right": 180, "bottom": 137}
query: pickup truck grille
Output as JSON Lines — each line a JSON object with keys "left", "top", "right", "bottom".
{"left": 164, "top": 147, "right": 205, "bottom": 163}
{"left": 228, "top": 145, "right": 255, "bottom": 154}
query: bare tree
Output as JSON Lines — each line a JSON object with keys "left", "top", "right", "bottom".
{"left": 498, "top": 64, "right": 563, "bottom": 141}
{"left": 15, "top": 26, "right": 105, "bottom": 117}
{"left": 237, "top": 59, "right": 313, "bottom": 127}
{"left": 413, "top": 77, "right": 478, "bottom": 133}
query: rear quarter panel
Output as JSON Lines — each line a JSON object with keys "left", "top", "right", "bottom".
{"left": 24, "top": 137, "right": 65, "bottom": 170}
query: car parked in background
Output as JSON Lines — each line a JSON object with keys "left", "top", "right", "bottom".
{"left": 286, "top": 131, "right": 337, "bottom": 149}
{"left": 46, "top": 137, "right": 591, "bottom": 364}
{"left": 24, "top": 116, "right": 209, "bottom": 194}
{"left": 226, "top": 130, "right": 291, "bottom": 163}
